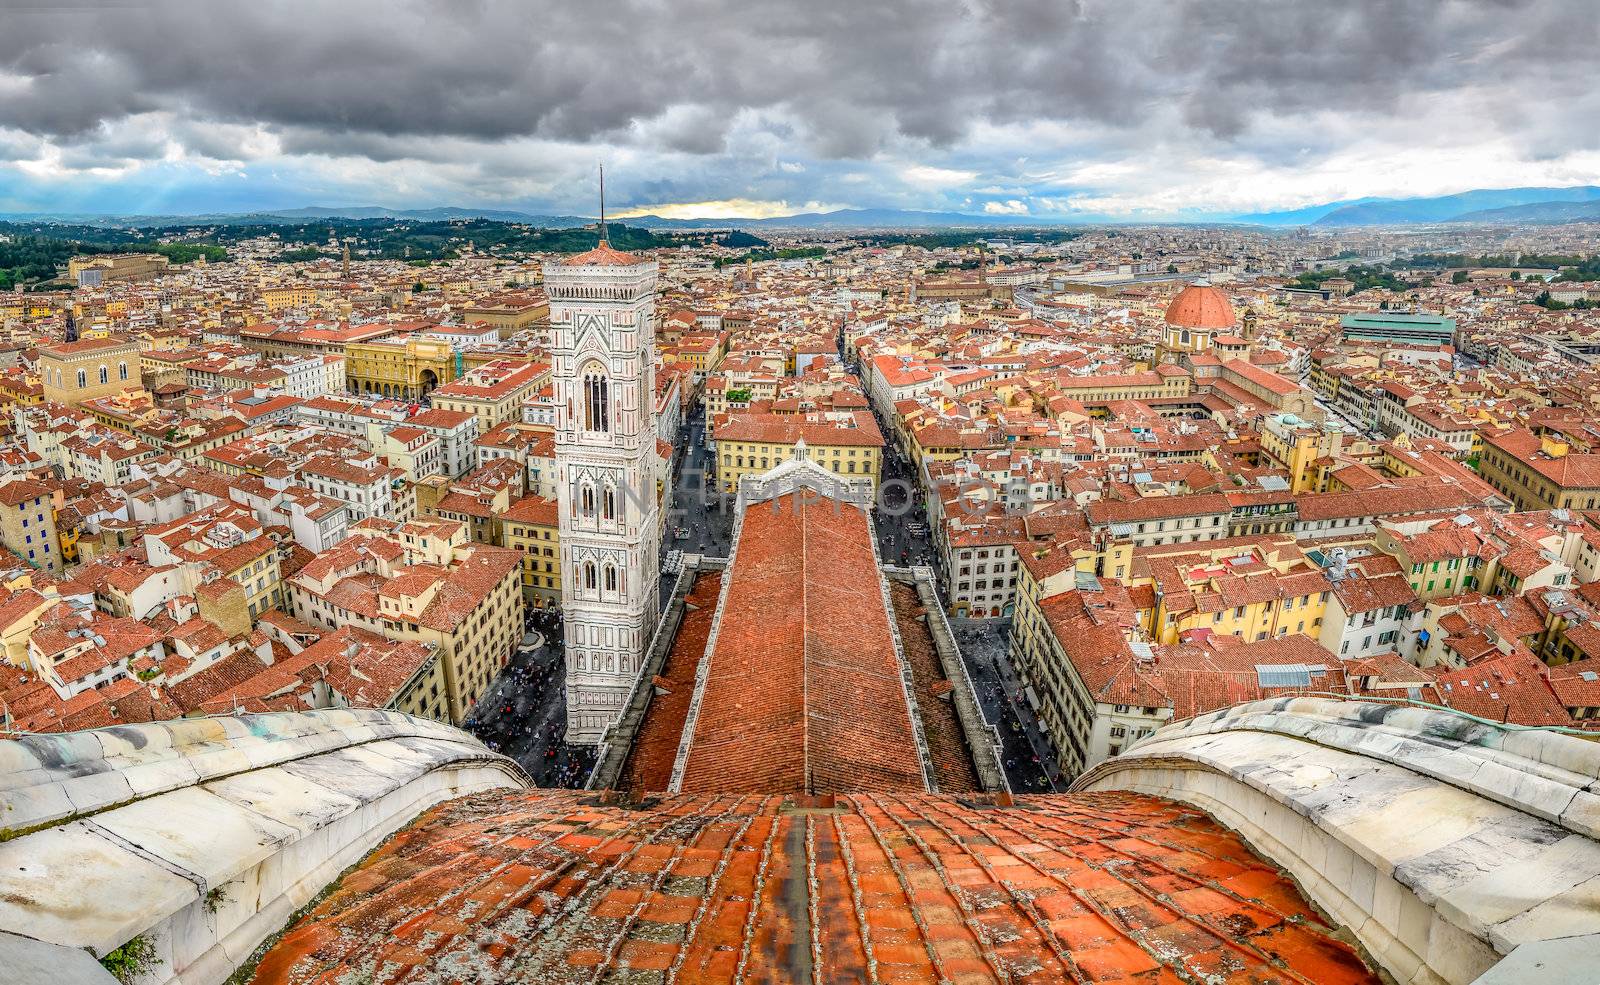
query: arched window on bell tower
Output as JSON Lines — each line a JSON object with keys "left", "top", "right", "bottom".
{"left": 582, "top": 367, "right": 610, "bottom": 433}
{"left": 601, "top": 484, "right": 616, "bottom": 521}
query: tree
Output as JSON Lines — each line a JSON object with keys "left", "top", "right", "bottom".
{"left": 1510, "top": 270, "right": 1522, "bottom": 281}
{"left": 719, "top": 230, "right": 768, "bottom": 249}
{"left": 1451, "top": 270, "right": 1470, "bottom": 284}
{"left": 412, "top": 281, "right": 427, "bottom": 293}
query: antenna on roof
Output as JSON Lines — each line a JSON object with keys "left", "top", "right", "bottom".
{"left": 598, "top": 163, "right": 608, "bottom": 246}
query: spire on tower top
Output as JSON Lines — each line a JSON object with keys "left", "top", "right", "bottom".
{"left": 598, "top": 164, "right": 608, "bottom": 246}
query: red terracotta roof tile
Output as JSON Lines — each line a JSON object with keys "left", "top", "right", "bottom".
{"left": 678, "top": 493, "right": 926, "bottom": 795}
{"left": 620, "top": 572, "right": 723, "bottom": 792}
{"left": 250, "top": 790, "right": 1378, "bottom": 985}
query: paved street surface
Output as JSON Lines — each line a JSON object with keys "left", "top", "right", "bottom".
{"left": 464, "top": 610, "right": 595, "bottom": 787}
{"left": 954, "top": 619, "right": 1065, "bottom": 792}
{"left": 669, "top": 406, "right": 735, "bottom": 554}
{"left": 660, "top": 405, "right": 735, "bottom": 603}
{"left": 872, "top": 440, "right": 935, "bottom": 568}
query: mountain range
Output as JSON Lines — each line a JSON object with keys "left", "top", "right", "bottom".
{"left": 0, "top": 205, "right": 1072, "bottom": 231}
{"left": 1311, "top": 186, "right": 1600, "bottom": 226}
{"left": 8, "top": 186, "right": 1600, "bottom": 230}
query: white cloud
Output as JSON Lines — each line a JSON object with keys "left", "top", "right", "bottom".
{"left": 900, "top": 165, "right": 979, "bottom": 187}
{"left": 983, "top": 199, "right": 1029, "bottom": 215}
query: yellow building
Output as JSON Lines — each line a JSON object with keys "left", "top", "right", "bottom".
{"left": 345, "top": 335, "right": 460, "bottom": 400}
{"left": 0, "top": 581, "right": 60, "bottom": 668}
{"left": 0, "top": 375, "right": 44, "bottom": 415}
{"left": 1136, "top": 535, "right": 1332, "bottom": 645}
{"left": 259, "top": 285, "right": 323, "bottom": 312}
{"left": 459, "top": 294, "right": 550, "bottom": 337}
{"left": 713, "top": 411, "right": 884, "bottom": 493}
{"left": 500, "top": 494, "right": 561, "bottom": 609}
{"left": 1479, "top": 427, "right": 1600, "bottom": 512}
{"left": 1051, "top": 368, "right": 1192, "bottom": 407}
{"left": 0, "top": 478, "right": 62, "bottom": 572}
{"left": 1258, "top": 411, "right": 1374, "bottom": 494}
{"left": 665, "top": 332, "right": 730, "bottom": 379}
{"left": 37, "top": 336, "right": 145, "bottom": 406}
{"left": 68, "top": 253, "right": 169, "bottom": 286}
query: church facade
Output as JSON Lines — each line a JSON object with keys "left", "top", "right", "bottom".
{"left": 546, "top": 237, "right": 662, "bottom": 743}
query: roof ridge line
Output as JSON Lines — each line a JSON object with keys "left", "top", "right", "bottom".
{"left": 801, "top": 493, "right": 812, "bottom": 795}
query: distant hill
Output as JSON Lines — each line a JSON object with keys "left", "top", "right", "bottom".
{"left": 16, "top": 187, "right": 1600, "bottom": 231}
{"left": 1231, "top": 199, "right": 1376, "bottom": 226}
{"left": 618, "top": 207, "right": 1066, "bottom": 230}
{"left": 1446, "top": 199, "right": 1600, "bottom": 224}
{"left": 1309, "top": 186, "right": 1600, "bottom": 226}
{"left": 0, "top": 205, "right": 1081, "bottom": 232}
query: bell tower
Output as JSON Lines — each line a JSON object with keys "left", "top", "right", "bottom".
{"left": 546, "top": 169, "right": 662, "bottom": 743}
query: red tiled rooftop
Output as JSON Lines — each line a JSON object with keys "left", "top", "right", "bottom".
{"left": 889, "top": 579, "right": 980, "bottom": 793}
{"left": 251, "top": 789, "right": 1378, "bottom": 985}
{"left": 561, "top": 240, "right": 647, "bottom": 266}
{"left": 679, "top": 492, "right": 925, "bottom": 795}
{"left": 619, "top": 572, "right": 723, "bottom": 792}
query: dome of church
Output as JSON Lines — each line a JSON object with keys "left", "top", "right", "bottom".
{"left": 1164, "top": 279, "right": 1237, "bottom": 330}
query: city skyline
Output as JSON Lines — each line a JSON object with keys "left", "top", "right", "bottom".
{"left": 11, "top": 5, "right": 1600, "bottom": 984}
{"left": 3, "top": 1, "right": 1600, "bottom": 219}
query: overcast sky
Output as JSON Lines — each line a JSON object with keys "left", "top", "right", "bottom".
{"left": 2, "top": 0, "right": 1598, "bottom": 219}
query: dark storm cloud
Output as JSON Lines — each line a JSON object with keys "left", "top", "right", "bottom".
{"left": 2, "top": 0, "right": 1590, "bottom": 149}
{"left": 1, "top": 0, "right": 1597, "bottom": 211}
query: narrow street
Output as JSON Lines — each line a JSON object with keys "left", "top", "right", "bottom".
{"left": 667, "top": 404, "right": 735, "bottom": 557}
{"left": 872, "top": 441, "right": 935, "bottom": 567}
{"left": 464, "top": 610, "right": 595, "bottom": 787}
{"left": 952, "top": 620, "right": 1064, "bottom": 792}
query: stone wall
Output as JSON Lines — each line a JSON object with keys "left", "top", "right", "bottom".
{"left": 0, "top": 709, "right": 527, "bottom": 985}
{"left": 1074, "top": 697, "right": 1600, "bottom": 985}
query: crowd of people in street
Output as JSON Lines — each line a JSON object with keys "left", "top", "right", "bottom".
{"left": 464, "top": 610, "right": 596, "bottom": 788}
{"left": 958, "top": 626, "right": 1064, "bottom": 792}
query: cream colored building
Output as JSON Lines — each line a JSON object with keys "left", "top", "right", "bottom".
{"left": 287, "top": 521, "right": 525, "bottom": 723}
{"left": 37, "top": 336, "right": 145, "bottom": 406}
{"left": 429, "top": 359, "right": 547, "bottom": 431}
